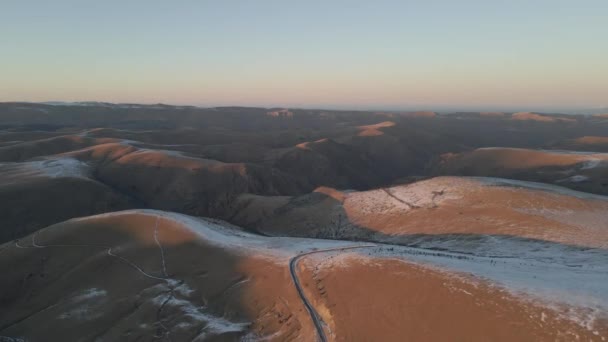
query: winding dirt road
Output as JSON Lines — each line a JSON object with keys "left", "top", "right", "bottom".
{"left": 287, "top": 241, "right": 516, "bottom": 341}
{"left": 289, "top": 245, "right": 376, "bottom": 342}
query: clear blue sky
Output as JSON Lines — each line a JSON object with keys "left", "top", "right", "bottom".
{"left": 1, "top": 0, "right": 607, "bottom": 111}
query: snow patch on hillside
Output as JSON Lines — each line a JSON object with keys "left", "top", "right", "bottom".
{"left": 346, "top": 177, "right": 464, "bottom": 214}
{"left": 0, "top": 157, "right": 91, "bottom": 182}
{"left": 474, "top": 177, "right": 608, "bottom": 200}
{"left": 581, "top": 159, "right": 603, "bottom": 170}
{"left": 558, "top": 175, "right": 590, "bottom": 183}
{"left": 28, "top": 158, "right": 91, "bottom": 178}
{"left": 57, "top": 288, "right": 107, "bottom": 321}
{"left": 150, "top": 290, "right": 247, "bottom": 336}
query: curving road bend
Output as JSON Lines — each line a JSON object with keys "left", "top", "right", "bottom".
{"left": 289, "top": 245, "right": 376, "bottom": 342}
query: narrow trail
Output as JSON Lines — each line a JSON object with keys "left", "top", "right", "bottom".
{"left": 16, "top": 230, "right": 168, "bottom": 282}
{"left": 9, "top": 214, "right": 179, "bottom": 340}
{"left": 381, "top": 188, "right": 419, "bottom": 209}
{"left": 289, "top": 245, "right": 376, "bottom": 342}
{"left": 153, "top": 216, "right": 168, "bottom": 277}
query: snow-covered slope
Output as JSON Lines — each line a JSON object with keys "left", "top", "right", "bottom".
{"left": 1, "top": 209, "right": 607, "bottom": 340}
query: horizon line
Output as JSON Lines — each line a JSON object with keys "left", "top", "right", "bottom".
{"left": 2, "top": 100, "right": 607, "bottom": 115}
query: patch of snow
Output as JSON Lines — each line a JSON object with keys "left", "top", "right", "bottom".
{"left": 558, "top": 175, "right": 590, "bottom": 183}
{"left": 57, "top": 288, "right": 107, "bottom": 321}
{"left": 126, "top": 147, "right": 214, "bottom": 163}
{"left": 477, "top": 147, "right": 527, "bottom": 151}
{"left": 32, "top": 158, "right": 91, "bottom": 178}
{"left": 0, "top": 158, "right": 92, "bottom": 186}
{"left": 150, "top": 291, "right": 248, "bottom": 337}
{"left": 346, "top": 178, "right": 463, "bottom": 214}
{"left": 581, "top": 159, "right": 602, "bottom": 170}
{"left": 71, "top": 288, "right": 107, "bottom": 301}
{"left": 173, "top": 283, "right": 197, "bottom": 297}
{"left": 14, "top": 106, "right": 49, "bottom": 113}
{"left": 266, "top": 109, "right": 294, "bottom": 118}
{"left": 0, "top": 336, "right": 26, "bottom": 342}
{"left": 0, "top": 158, "right": 92, "bottom": 180}
{"left": 538, "top": 149, "right": 601, "bottom": 155}
{"left": 473, "top": 177, "right": 608, "bottom": 200}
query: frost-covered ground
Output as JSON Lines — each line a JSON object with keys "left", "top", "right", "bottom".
{"left": 347, "top": 240, "right": 608, "bottom": 336}
{"left": 0, "top": 157, "right": 91, "bottom": 184}
{"left": 346, "top": 176, "right": 608, "bottom": 215}
{"left": 12, "top": 208, "right": 608, "bottom": 338}
{"left": 81, "top": 210, "right": 370, "bottom": 262}
{"left": 345, "top": 177, "right": 464, "bottom": 214}
{"left": 377, "top": 241, "right": 608, "bottom": 307}
{"left": 90, "top": 210, "right": 608, "bottom": 313}
{"left": 474, "top": 176, "right": 608, "bottom": 200}
{"left": 146, "top": 282, "right": 249, "bottom": 337}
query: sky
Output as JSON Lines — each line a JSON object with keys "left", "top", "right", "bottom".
{"left": 1, "top": 0, "right": 607, "bottom": 111}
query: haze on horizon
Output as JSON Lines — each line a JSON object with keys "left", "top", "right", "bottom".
{"left": 1, "top": 0, "right": 607, "bottom": 111}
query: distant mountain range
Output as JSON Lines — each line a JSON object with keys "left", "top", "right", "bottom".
{"left": 17, "top": 101, "right": 605, "bottom": 116}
